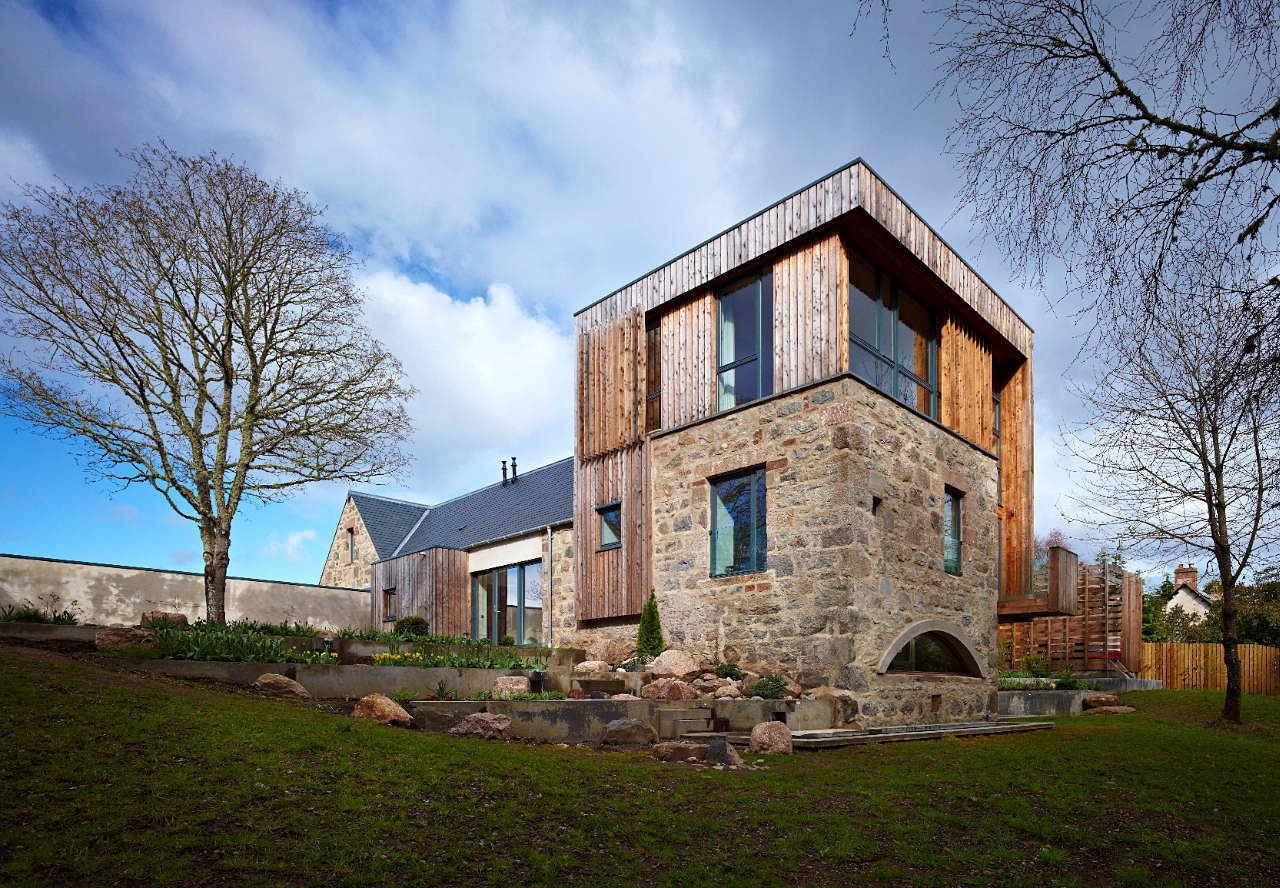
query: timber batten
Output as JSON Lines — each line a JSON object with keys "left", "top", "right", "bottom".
{"left": 370, "top": 547, "right": 471, "bottom": 636}
{"left": 574, "top": 443, "right": 649, "bottom": 620}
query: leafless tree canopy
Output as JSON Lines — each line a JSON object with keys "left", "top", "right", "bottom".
{"left": 0, "top": 144, "right": 414, "bottom": 618}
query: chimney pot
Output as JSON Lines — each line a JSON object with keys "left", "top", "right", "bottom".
{"left": 501, "top": 460, "right": 508, "bottom": 486}
{"left": 511, "top": 456, "right": 518, "bottom": 482}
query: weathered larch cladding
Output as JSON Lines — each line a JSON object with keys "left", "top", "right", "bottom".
{"left": 370, "top": 547, "right": 470, "bottom": 636}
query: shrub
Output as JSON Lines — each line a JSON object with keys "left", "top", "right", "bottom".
{"left": 0, "top": 602, "right": 79, "bottom": 625}
{"left": 499, "top": 634, "right": 516, "bottom": 647}
{"left": 714, "top": 662, "right": 743, "bottom": 680}
{"left": 394, "top": 615, "right": 430, "bottom": 637}
{"left": 746, "top": 674, "right": 788, "bottom": 699}
{"left": 636, "top": 590, "right": 665, "bottom": 660}
{"left": 1024, "top": 654, "right": 1052, "bottom": 678}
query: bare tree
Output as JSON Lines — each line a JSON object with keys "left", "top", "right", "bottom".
{"left": 0, "top": 144, "right": 413, "bottom": 621}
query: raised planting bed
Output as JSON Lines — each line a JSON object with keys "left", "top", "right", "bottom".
{"left": 278, "top": 637, "right": 585, "bottom": 668}
{"left": 998, "top": 689, "right": 1102, "bottom": 717}
{"left": 0, "top": 623, "right": 99, "bottom": 650}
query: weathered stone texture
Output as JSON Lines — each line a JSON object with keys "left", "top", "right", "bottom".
{"left": 352, "top": 693, "right": 412, "bottom": 727}
{"left": 319, "top": 497, "right": 380, "bottom": 590}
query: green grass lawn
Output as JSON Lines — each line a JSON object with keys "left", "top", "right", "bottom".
{"left": 1, "top": 646, "right": 1277, "bottom": 888}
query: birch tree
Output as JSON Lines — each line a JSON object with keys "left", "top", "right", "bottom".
{"left": 0, "top": 144, "right": 413, "bottom": 621}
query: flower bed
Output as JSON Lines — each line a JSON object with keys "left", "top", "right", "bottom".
{"left": 372, "top": 649, "right": 539, "bottom": 669}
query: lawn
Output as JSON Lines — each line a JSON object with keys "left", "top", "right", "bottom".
{"left": 1, "top": 645, "right": 1277, "bottom": 888}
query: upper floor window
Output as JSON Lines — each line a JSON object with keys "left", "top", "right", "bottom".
{"left": 849, "top": 249, "right": 937, "bottom": 417}
{"left": 711, "top": 467, "right": 767, "bottom": 577}
{"left": 943, "top": 487, "right": 962, "bottom": 575}
{"left": 597, "top": 502, "right": 621, "bottom": 551}
{"left": 716, "top": 272, "right": 774, "bottom": 411}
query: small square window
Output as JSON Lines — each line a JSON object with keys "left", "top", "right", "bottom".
{"left": 943, "top": 488, "right": 963, "bottom": 576}
{"left": 597, "top": 503, "right": 621, "bottom": 551}
{"left": 383, "top": 588, "right": 397, "bottom": 621}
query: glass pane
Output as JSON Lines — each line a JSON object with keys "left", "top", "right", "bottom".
{"left": 719, "top": 280, "right": 758, "bottom": 369}
{"left": 599, "top": 506, "right": 621, "bottom": 548}
{"left": 383, "top": 591, "right": 396, "bottom": 621}
{"left": 849, "top": 250, "right": 878, "bottom": 347}
{"left": 753, "top": 471, "right": 767, "bottom": 572}
{"left": 717, "top": 361, "right": 759, "bottom": 411}
{"left": 713, "top": 473, "right": 753, "bottom": 574}
{"left": 889, "top": 642, "right": 914, "bottom": 671}
{"left": 913, "top": 633, "right": 967, "bottom": 673}
{"left": 494, "top": 569, "right": 509, "bottom": 642}
{"left": 897, "top": 286, "right": 931, "bottom": 379}
{"left": 879, "top": 286, "right": 896, "bottom": 358}
{"left": 898, "top": 373, "right": 931, "bottom": 413}
{"left": 523, "top": 563, "right": 543, "bottom": 645}
{"left": 852, "top": 345, "right": 894, "bottom": 394}
{"left": 759, "top": 273, "right": 774, "bottom": 397}
{"left": 473, "top": 574, "right": 490, "bottom": 640}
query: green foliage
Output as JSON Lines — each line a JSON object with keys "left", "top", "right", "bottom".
{"left": 148, "top": 621, "right": 337, "bottom": 664}
{"left": 499, "top": 635, "right": 516, "bottom": 647}
{"left": 391, "top": 686, "right": 414, "bottom": 704}
{"left": 234, "top": 619, "right": 322, "bottom": 637}
{"left": 471, "top": 690, "right": 565, "bottom": 701}
{"left": 334, "top": 626, "right": 474, "bottom": 645}
{"left": 636, "top": 589, "right": 664, "bottom": 660}
{"left": 713, "top": 662, "right": 742, "bottom": 680}
{"left": 746, "top": 674, "right": 788, "bottom": 699}
{"left": 371, "top": 648, "right": 537, "bottom": 669}
{"left": 1023, "top": 654, "right": 1051, "bottom": 678}
{"left": 394, "top": 615, "right": 430, "bottom": 636}
{"left": 0, "top": 602, "right": 79, "bottom": 625}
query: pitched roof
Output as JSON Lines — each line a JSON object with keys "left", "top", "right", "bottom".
{"left": 1172, "top": 583, "right": 1213, "bottom": 607}
{"left": 391, "top": 457, "right": 574, "bottom": 557}
{"left": 347, "top": 492, "right": 429, "bottom": 561}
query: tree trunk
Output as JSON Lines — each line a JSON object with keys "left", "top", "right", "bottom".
{"left": 1221, "top": 581, "right": 1242, "bottom": 723}
{"left": 203, "top": 527, "right": 230, "bottom": 623}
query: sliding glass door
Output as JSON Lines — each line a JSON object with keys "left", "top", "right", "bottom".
{"left": 471, "top": 560, "right": 544, "bottom": 645}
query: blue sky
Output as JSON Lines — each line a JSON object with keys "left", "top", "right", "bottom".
{"left": 0, "top": 0, "right": 1118, "bottom": 583}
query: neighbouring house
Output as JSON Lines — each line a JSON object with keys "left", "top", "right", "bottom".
{"left": 560, "top": 158, "right": 1037, "bottom": 725}
{"left": 1168, "top": 563, "right": 1212, "bottom": 619}
{"left": 320, "top": 458, "right": 574, "bottom": 642}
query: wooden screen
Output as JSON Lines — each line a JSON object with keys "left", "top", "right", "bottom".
{"left": 575, "top": 442, "right": 648, "bottom": 620}
{"left": 772, "top": 231, "right": 849, "bottom": 393}
{"left": 577, "top": 309, "right": 647, "bottom": 460}
{"left": 658, "top": 292, "right": 715, "bottom": 429}
{"left": 939, "top": 312, "right": 996, "bottom": 451}
{"left": 369, "top": 547, "right": 471, "bottom": 636}
{"left": 998, "top": 360, "right": 1034, "bottom": 599}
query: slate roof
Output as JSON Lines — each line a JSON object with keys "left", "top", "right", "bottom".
{"left": 347, "top": 492, "right": 430, "bottom": 561}
{"left": 350, "top": 456, "right": 575, "bottom": 563}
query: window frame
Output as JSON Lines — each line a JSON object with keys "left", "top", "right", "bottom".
{"left": 382, "top": 587, "right": 397, "bottom": 622}
{"left": 709, "top": 466, "right": 768, "bottom": 578}
{"left": 347, "top": 528, "right": 355, "bottom": 563}
{"left": 470, "top": 559, "right": 544, "bottom": 645}
{"left": 715, "top": 270, "right": 774, "bottom": 412}
{"left": 596, "top": 501, "right": 622, "bottom": 552}
{"left": 943, "top": 486, "right": 963, "bottom": 576}
{"left": 848, "top": 248, "right": 938, "bottom": 418}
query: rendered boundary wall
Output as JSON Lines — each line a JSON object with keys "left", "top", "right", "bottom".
{"left": 0, "top": 553, "right": 370, "bottom": 630}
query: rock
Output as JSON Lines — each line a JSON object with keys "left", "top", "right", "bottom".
{"left": 784, "top": 678, "right": 803, "bottom": 699}
{"left": 1083, "top": 693, "right": 1121, "bottom": 709}
{"left": 648, "top": 649, "right": 703, "bottom": 680}
{"left": 704, "top": 736, "right": 745, "bottom": 768}
{"left": 351, "top": 694, "right": 412, "bottom": 727}
{"left": 573, "top": 660, "right": 612, "bottom": 675}
{"left": 713, "top": 685, "right": 743, "bottom": 699}
{"left": 1080, "top": 705, "right": 1136, "bottom": 716}
{"left": 587, "top": 690, "right": 611, "bottom": 699}
{"left": 566, "top": 688, "right": 587, "bottom": 699}
{"left": 94, "top": 627, "right": 152, "bottom": 650}
{"left": 448, "top": 712, "right": 512, "bottom": 739}
{"left": 809, "top": 685, "right": 860, "bottom": 727}
{"left": 601, "top": 718, "right": 658, "bottom": 746}
{"left": 588, "top": 637, "right": 636, "bottom": 666}
{"left": 492, "top": 675, "right": 531, "bottom": 699}
{"left": 610, "top": 693, "right": 641, "bottom": 700}
{"left": 140, "top": 611, "right": 188, "bottom": 628}
{"left": 749, "top": 721, "right": 793, "bottom": 754}
{"left": 639, "top": 677, "right": 701, "bottom": 701}
{"left": 251, "top": 673, "right": 310, "bottom": 699}
{"left": 654, "top": 741, "right": 709, "bottom": 763}
{"left": 699, "top": 673, "right": 718, "bottom": 681}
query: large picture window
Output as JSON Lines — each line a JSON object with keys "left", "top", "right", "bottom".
{"left": 848, "top": 249, "right": 937, "bottom": 417}
{"left": 711, "top": 467, "right": 767, "bottom": 577}
{"left": 716, "top": 272, "right": 774, "bottom": 411}
{"left": 471, "top": 560, "right": 544, "bottom": 645}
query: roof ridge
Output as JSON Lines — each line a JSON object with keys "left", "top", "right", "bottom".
{"left": 348, "top": 490, "right": 431, "bottom": 509}
{"left": 417, "top": 455, "right": 573, "bottom": 511}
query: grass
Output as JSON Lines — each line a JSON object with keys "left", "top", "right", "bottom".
{"left": 1, "top": 647, "right": 1277, "bottom": 887}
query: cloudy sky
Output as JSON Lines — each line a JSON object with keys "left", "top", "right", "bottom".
{"left": 0, "top": 0, "right": 1125, "bottom": 584}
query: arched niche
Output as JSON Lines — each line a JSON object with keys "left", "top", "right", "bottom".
{"left": 876, "top": 619, "right": 986, "bottom": 678}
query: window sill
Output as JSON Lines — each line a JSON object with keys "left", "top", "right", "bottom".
{"left": 596, "top": 544, "right": 621, "bottom": 553}
{"left": 879, "top": 672, "right": 986, "bottom": 683}
{"left": 710, "top": 567, "right": 768, "bottom": 580}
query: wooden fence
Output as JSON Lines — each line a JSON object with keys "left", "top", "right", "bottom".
{"left": 1140, "top": 642, "right": 1280, "bottom": 695}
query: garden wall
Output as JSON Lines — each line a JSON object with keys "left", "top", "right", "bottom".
{"left": 0, "top": 553, "right": 370, "bottom": 630}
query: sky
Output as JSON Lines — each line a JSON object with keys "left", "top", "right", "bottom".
{"left": 0, "top": 0, "right": 1150, "bottom": 585}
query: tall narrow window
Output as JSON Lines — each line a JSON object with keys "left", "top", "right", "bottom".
{"left": 347, "top": 528, "right": 355, "bottom": 563}
{"left": 645, "top": 318, "right": 662, "bottom": 433}
{"left": 848, "top": 248, "right": 937, "bottom": 417}
{"left": 597, "top": 502, "right": 621, "bottom": 551}
{"left": 716, "top": 272, "right": 774, "bottom": 411}
{"left": 382, "top": 587, "right": 397, "bottom": 621}
{"left": 943, "top": 487, "right": 962, "bottom": 575}
{"left": 711, "top": 467, "right": 767, "bottom": 577}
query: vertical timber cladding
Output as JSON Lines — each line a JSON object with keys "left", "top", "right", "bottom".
{"left": 574, "top": 442, "right": 649, "bottom": 620}
{"left": 369, "top": 548, "right": 471, "bottom": 636}
{"left": 576, "top": 309, "right": 647, "bottom": 461}
{"left": 998, "top": 360, "right": 1034, "bottom": 599}
{"left": 658, "top": 292, "right": 715, "bottom": 429}
{"left": 771, "top": 231, "right": 849, "bottom": 391}
{"left": 939, "top": 313, "right": 996, "bottom": 451}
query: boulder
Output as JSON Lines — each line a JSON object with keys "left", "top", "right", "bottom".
{"left": 573, "top": 660, "right": 612, "bottom": 675}
{"left": 140, "top": 611, "right": 188, "bottom": 628}
{"left": 610, "top": 693, "right": 641, "bottom": 700}
{"left": 639, "top": 678, "right": 701, "bottom": 701}
{"left": 492, "top": 675, "right": 531, "bottom": 699}
{"left": 1083, "top": 693, "right": 1122, "bottom": 709}
{"left": 251, "top": 673, "right": 310, "bottom": 699}
{"left": 704, "top": 736, "right": 745, "bottom": 768}
{"left": 647, "top": 649, "right": 703, "bottom": 680}
{"left": 589, "top": 637, "right": 636, "bottom": 666}
{"left": 601, "top": 718, "right": 658, "bottom": 746}
{"left": 809, "top": 686, "right": 860, "bottom": 727}
{"left": 351, "top": 694, "right": 412, "bottom": 727}
{"left": 784, "top": 678, "right": 803, "bottom": 699}
{"left": 749, "top": 721, "right": 793, "bottom": 754}
{"left": 94, "top": 627, "right": 152, "bottom": 650}
{"left": 713, "top": 685, "right": 743, "bottom": 699}
{"left": 654, "top": 741, "right": 709, "bottom": 763}
{"left": 448, "top": 712, "right": 512, "bottom": 739}
{"left": 1080, "top": 705, "right": 1137, "bottom": 716}
{"left": 566, "top": 688, "right": 587, "bottom": 699}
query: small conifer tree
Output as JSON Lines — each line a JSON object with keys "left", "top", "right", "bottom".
{"left": 636, "top": 590, "right": 665, "bottom": 660}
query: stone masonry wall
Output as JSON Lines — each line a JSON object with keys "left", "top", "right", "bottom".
{"left": 647, "top": 375, "right": 1000, "bottom": 727}
{"left": 546, "top": 522, "right": 640, "bottom": 659}
{"left": 319, "top": 497, "right": 379, "bottom": 589}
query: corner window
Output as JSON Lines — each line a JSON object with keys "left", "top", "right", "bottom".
{"left": 943, "top": 487, "right": 962, "bottom": 575}
{"left": 716, "top": 272, "right": 774, "bottom": 411}
{"left": 888, "top": 631, "right": 973, "bottom": 674}
{"left": 711, "top": 467, "right": 767, "bottom": 577}
{"left": 382, "top": 587, "right": 397, "bottom": 622}
{"left": 597, "top": 503, "right": 621, "bottom": 551}
{"left": 849, "top": 248, "right": 937, "bottom": 417}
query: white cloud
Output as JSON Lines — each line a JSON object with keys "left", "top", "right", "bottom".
{"left": 261, "top": 528, "right": 317, "bottom": 563}
{"left": 0, "top": 129, "right": 53, "bottom": 200}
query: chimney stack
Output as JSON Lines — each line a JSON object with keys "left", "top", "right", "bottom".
{"left": 1174, "top": 563, "right": 1198, "bottom": 593}
{"left": 501, "top": 459, "right": 508, "bottom": 486}
{"left": 510, "top": 456, "right": 518, "bottom": 483}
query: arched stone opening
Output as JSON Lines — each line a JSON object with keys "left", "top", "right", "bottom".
{"left": 876, "top": 620, "right": 985, "bottom": 678}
